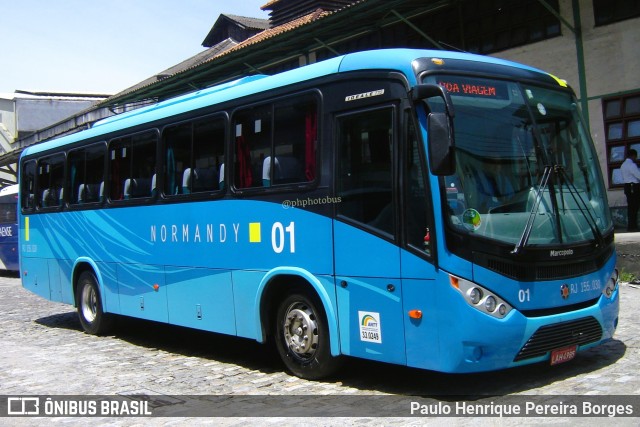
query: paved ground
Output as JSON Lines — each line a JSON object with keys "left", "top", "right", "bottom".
{"left": 615, "top": 231, "right": 640, "bottom": 278}
{"left": 0, "top": 265, "right": 638, "bottom": 426}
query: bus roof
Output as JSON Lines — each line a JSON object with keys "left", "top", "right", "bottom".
{"left": 21, "top": 48, "right": 551, "bottom": 158}
{"left": 0, "top": 184, "right": 19, "bottom": 197}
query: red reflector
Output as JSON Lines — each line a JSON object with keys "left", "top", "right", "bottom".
{"left": 408, "top": 309, "right": 423, "bottom": 319}
{"left": 153, "top": 284, "right": 160, "bottom": 291}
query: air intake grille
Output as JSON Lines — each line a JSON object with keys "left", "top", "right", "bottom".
{"left": 514, "top": 317, "right": 602, "bottom": 362}
{"left": 475, "top": 245, "right": 614, "bottom": 282}
{"left": 486, "top": 258, "right": 597, "bottom": 281}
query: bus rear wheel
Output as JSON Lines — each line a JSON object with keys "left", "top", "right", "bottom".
{"left": 275, "top": 291, "right": 341, "bottom": 380}
{"left": 76, "top": 271, "right": 113, "bottom": 335}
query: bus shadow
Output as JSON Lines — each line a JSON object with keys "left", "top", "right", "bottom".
{"left": 35, "top": 312, "right": 626, "bottom": 397}
{"left": 35, "top": 312, "right": 282, "bottom": 374}
{"left": 337, "top": 338, "right": 627, "bottom": 398}
{"left": 111, "top": 315, "right": 283, "bottom": 374}
{"left": 35, "top": 311, "right": 82, "bottom": 331}
{"left": 0, "top": 270, "right": 20, "bottom": 278}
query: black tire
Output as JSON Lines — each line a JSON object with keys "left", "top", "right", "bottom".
{"left": 275, "top": 291, "right": 341, "bottom": 380}
{"left": 76, "top": 271, "right": 113, "bottom": 335}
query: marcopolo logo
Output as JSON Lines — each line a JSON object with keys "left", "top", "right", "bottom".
{"left": 550, "top": 249, "right": 574, "bottom": 257}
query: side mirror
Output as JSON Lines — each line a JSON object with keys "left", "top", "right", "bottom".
{"left": 412, "top": 84, "right": 456, "bottom": 176}
{"left": 412, "top": 84, "right": 455, "bottom": 118}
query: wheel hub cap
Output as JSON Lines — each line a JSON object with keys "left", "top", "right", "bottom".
{"left": 283, "top": 304, "right": 319, "bottom": 358}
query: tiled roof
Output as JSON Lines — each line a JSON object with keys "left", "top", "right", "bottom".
{"left": 212, "top": 9, "right": 331, "bottom": 58}
{"left": 105, "top": 1, "right": 368, "bottom": 105}
{"left": 108, "top": 8, "right": 334, "bottom": 103}
{"left": 222, "top": 14, "right": 270, "bottom": 30}
{"left": 108, "top": 38, "right": 238, "bottom": 101}
{"left": 260, "top": 0, "right": 282, "bottom": 9}
{"left": 201, "top": 14, "right": 269, "bottom": 48}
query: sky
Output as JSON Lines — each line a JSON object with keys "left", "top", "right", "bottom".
{"left": 0, "top": 0, "right": 270, "bottom": 95}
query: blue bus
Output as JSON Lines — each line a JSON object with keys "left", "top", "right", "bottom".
{"left": 19, "top": 49, "right": 619, "bottom": 379}
{"left": 0, "top": 184, "right": 19, "bottom": 271}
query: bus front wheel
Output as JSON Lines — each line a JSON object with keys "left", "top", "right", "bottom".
{"left": 275, "top": 291, "right": 341, "bottom": 380}
{"left": 76, "top": 271, "right": 113, "bottom": 335}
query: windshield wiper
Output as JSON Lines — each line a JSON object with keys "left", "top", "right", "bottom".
{"left": 512, "top": 165, "right": 604, "bottom": 255}
{"left": 512, "top": 165, "right": 553, "bottom": 255}
{"left": 556, "top": 166, "right": 604, "bottom": 248}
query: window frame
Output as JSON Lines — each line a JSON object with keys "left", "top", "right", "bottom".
{"left": 593, "top": 0, "right": 640, "bottom": 26}
{"left": 160, "top": 113, "right": 228, "bottom": 201}
{"left": 334, "top": 104, "right": 398, "bottom": 241}
{"left": 20, "top": 159, "right": 37, "bottom": 213}
{"left": 603, "top": 92, "right": 640, "bottom": 188}
{"left": 107, "top": 129, "right": 160, "bottom": 204}
{"left": 67, "top": 142, "right": 107, "bottom": 208}
{"left": 401, "top": 109, "right": 434, "bottom": 260}
{"left": 36, "top": 152, "right": 67, "bottom": 212}
{"left": 230, "top": 90, "right": 321, "bottom": 195}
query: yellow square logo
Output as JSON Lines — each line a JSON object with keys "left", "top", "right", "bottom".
{"left": 249, "top": 222, "right": 261, "bottom": 243}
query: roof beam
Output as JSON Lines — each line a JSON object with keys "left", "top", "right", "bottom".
{"left": 313, "top": 38, "right": 340, "bottom": 56}
{"left": 389, "top": 9, "right": 443, "bottom": 49}
{"left": 243, "top": 62, "right": 263, "bottom": 74}
{"left": 536, "top": 0, "right": 575, "bottom": 33}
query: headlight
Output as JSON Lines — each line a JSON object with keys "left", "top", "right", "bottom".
{"left": 602, "top": 269, "right": 619, "bottom": 299}
{"left": 468, "top": 287, "right": 482, "bottom": 304}
{"left": 485, "top": 296, "right": 497, "bottom": 312}
{"left": 450, "top": 275, "right": 512, "bottom": 319}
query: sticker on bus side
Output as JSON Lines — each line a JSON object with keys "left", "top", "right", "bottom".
{"left": 358, "top": 311, "right": 382, "bottom": 344}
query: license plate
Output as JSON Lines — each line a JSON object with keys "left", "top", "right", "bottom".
{"left": 550, "top": 345, "right": 577, "bottom": 365}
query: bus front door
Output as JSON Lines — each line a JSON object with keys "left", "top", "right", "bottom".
{"left": 334, "top": 222, "right": 406, "bottom": 365}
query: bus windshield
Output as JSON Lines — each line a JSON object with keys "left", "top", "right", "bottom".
{"left": 425, "top": 75, "right": 612, "bottom": 247}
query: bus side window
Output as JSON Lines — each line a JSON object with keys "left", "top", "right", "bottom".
{"left": 163, "top": 116, "right": 225, "bottom": 196}
{"left": 234, "top": 105, "right": 271, "bottom": 189}
{"left": 68, "top": 144, "right": 106, "bottom": 205}
{"left": 337, "top": 107, "right": 395, "bottom": 236}
{"left": 163, "top": 123, "right": 191, "bottom": 195}
{"left": 272, "top": 96, "right": 317, "bottom": 185}
{"left": 110, "top": 137, "right": 129, "bottom": 200}
{"left": 21, "top": 160, "right": 36, "bottom": 211}
{"left": 233, "top": 94, "right": 318, "bottom": 190}
{"left": 0, "top": 200, "right": 16, "bottom": 222}
{"left": 403, "top": 116, "right": 432, "bottom": 255}
{"left": 37, "top": 154, "right": 65, "bottom": 209}
{"left": 192, "top": 117, "right": 224, "bottom": 193}
{"left": 110, "top": 131, "right": 157, "bottom": 200}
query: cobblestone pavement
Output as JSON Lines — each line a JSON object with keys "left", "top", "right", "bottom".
{"left": 1, "top": 272, "right": 638, "bottom": 426}
{"left": 615, "top": 231, "right": 640, "bottom": 277}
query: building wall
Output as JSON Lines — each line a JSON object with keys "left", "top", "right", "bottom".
{"left": 15, "top": 98, "right": 97, "bottom": 137}
{"left": 0, "top": 94, "right": 106, "bottom": 185}
{"left": 492, "top": 0, "right": 640, "bottom": 217}
{"left": 0, "top": 98, "right": 17, "bottom": 138}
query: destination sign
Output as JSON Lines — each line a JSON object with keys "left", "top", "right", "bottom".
{"left": 436, "top": 77, "right": 509, "bottom": 100}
